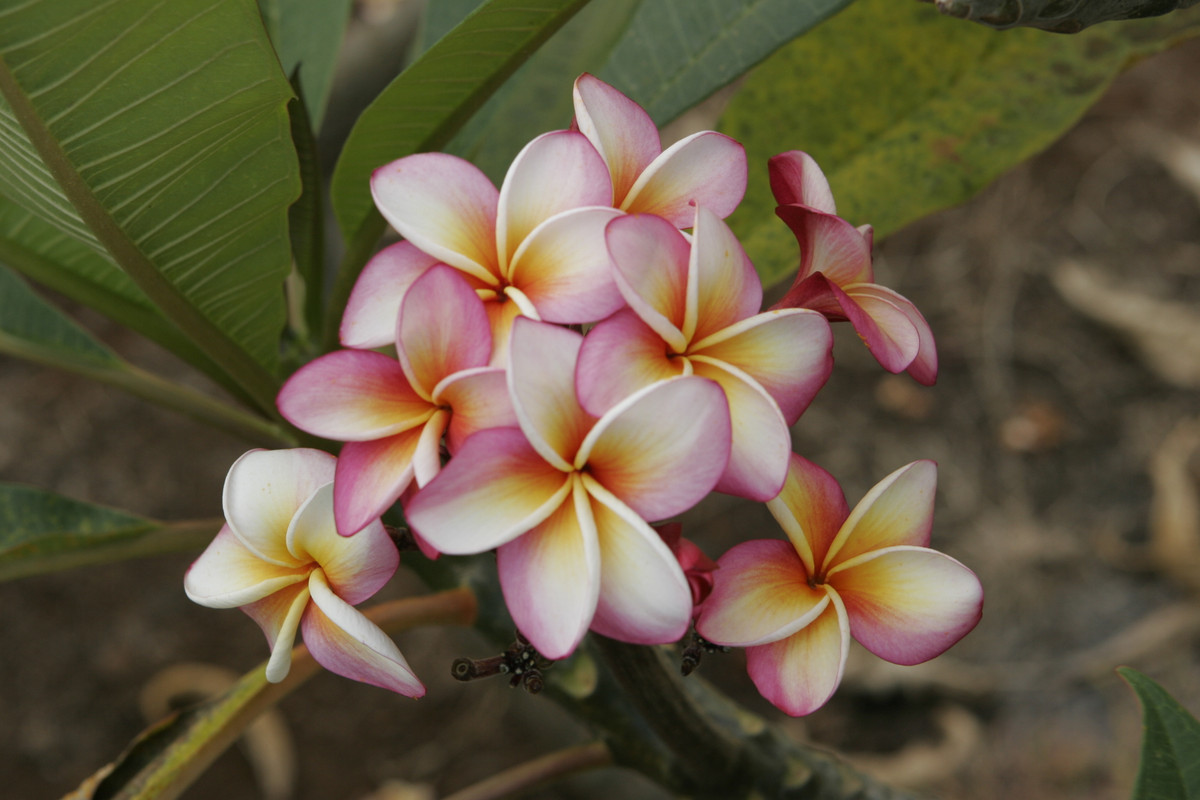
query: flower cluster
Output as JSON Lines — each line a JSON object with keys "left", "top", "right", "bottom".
{"left": 187, "top": 74, "right": 981, "bottom": 715}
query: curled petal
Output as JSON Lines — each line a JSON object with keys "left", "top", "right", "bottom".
{"left": 371, "top": 153, "right": 500, "bottom": 285}
{"left": 834, "top": 282, "right": 921, "bottom": 376}
{"left": 689, "top": 207, "right": 762, "bottom": 341}
{"left": 774, "top": 206, "right": 873, "bottom": 287}
{"left": 573, "top": 73, "right": 660, "bottom": 204}
{"left": 847, "top": 284, "right": 937, "bottom": 385}
{"left": 223, "top": 449, "right": 334, "bottom": 567}
{"left": 829, "top": 546, "right": 983, "bottom": 665}
{"left": 185, "top": 525, "right": 309, "bottom": 609}
{"left": 333, "top": 429, "right": 423, "bottom": 537}
{"left": 623, "top": 131, "right": 747, "bottom": 225}
{"left": 826, "top": 460, "right": 937, "bottom": 567}
{"left": 745, "top": 591, "right": 850, "bottom": 717}
{"left": 303, "top": 570, "right": 425, "bottom": 697}
{"left": 696, "top": 539, "right": 826, "bottom": 647}
{"left": 340, "top": 241, "right": 440, "bottom": 349}
{"left": 483, "top": 294, "right": 525, "bottom": 366}
{"left": 575, "top": 309, "right": 686, "bottom": 417}
{"left": 765, "top": 454, "right": 849, "bottom": 576}
{"left": 433, "top": 367, "right": 517, "bottom": 453}
{"left": 767, "top": 150, "right": 836, "bottom": 214}
{"left": 508, "top": 318, "right": 593, "bottom": 470}
{"left": 242, "top": 582, "right": 310, "bottom": 683}
{"left": 398, "top": 265, "right": 493, "bottom": 396}
{"left": 497, "top": 476, "right": 599, "bottom": 659}
{"left": 605, "top": 213, "right": 690, "bottom": 351}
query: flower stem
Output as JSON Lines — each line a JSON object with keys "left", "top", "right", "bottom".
{"left": 442, "top": 741, "right": 612, "bottom": 800}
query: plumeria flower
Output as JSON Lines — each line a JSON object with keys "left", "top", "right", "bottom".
{"left": 368, "top": 130, "right": 624, "bottom": 361}
{"left": 278, "top": 265, "right": 516, "bottom": 536}
{"left": 696, "top": 455, "right": 982, "bottom": 716}
{"left": 656, "top": 522, "right": 718, "bottom": 612}
{"left": 572, "top": 73, "right": 747, "bottom": 226}
{"left": 406, "top": 317, "right": 732, "bottom": 659}
{"left": 769, "top": 150, "right": 938, "bottom": 385}
{"left": 576, "top": 207, "right": 834, "bottom": 501}
{"left": 184, "top": 449, "right": 424, "bottom": 697}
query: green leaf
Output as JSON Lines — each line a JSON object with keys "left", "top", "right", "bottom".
{"left": 0, "top": 264, "right": 121, "bottom": 368}
{"left": 1120, "top": 667, "right": 1200, "bottom": 799}
{"left": 257, "top": 0, "right": 353, "bottom": 129}
{"left": 0, "top": 0, "right": 301, "bottom": 411}
{"left": 0, "top": 484, "right": 215, "bottom": 583}
{"left": 930, "top": 0, "right": 1200, "bottom": 33}
{"left": 721, "top": 0, "right": 1200, "bottom": 288}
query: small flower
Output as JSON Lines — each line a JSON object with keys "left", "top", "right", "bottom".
{"left": 184, "top": 449, "right": 424, "bottom": 697}
{"left": 769, "top": 151, "right": 938, "bottom": 385}
{"left": 696, "top": 455, "right": 982, "bottom": 716}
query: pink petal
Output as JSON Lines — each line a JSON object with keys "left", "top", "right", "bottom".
{"left": 830, "top": 546, "right": 983, "bottom": 665}
{"left": 689, "top": 359, "right": 790, "bottom": 502}
{"left": 572, "top": 73, "right": 660, "bottom": 205}
{"left": 303, "top": 570, "right": 425, "bottom": 697}
{"left": 340, "top": 241, "right": 440, "bottom": 349}
{"left": 507, "top": 318, "right": 593, "bottom": 470}
{"left": 242, "top": 581, "right": 310, "bottom": 682}
{"left": 745, "top": 592, "right": 849, "bottom": 717}
{"left": 507, "top": 207, "right": 625, "bottom": 323}
{"left": 769, "top": 272, "right": 845, "bottom": 319}
{"left": 412, "top": 409, "right": 449, "bottom": 488}
{"left": 695, "top": 539, "right": 826, "bottom": 647}
{"left": 396, "top": 265, "right": 492, "bottom": 396}
{"left": 833, "top": 282, "right": 921, "bottom": 375}
{"left": 583, "top": 478, "right": 693, "bottom": 645}
{"left": 578, "top": 375, "right": 730, "bottom": 521}
{"left": 623, "top": 131, "right": 747, "bottom": 225}
{"left": 433, "top": 367, "right": 517, "bottom": 453}
{"left": 825, "top": 460, "right": 937, "bottom": 567}
{"left": 222, "top": 449, "right": 334, "bottom": 567}
{"left": 371, "top": 153, "right": 500, "bottom": 285}
{"left": 497, "top": 475, "right": 599, "bottom": 659}
{"left": 767, "top": 150, "right": 836, "bottom": 214}
{"left": 483, "top": 293, "right": 525, "bottom": 366}
{"left": 689, "top": 207, "right": 762, "bottom": 342}
{"left": 765, "top": 454, "right": 849, "bottom": 576}
{"left": 575, "top": 308, "right": 686, "bottom": 417}
{"left": 185, "top": 525, "right": 310, "bottom": 609}
{"left": 690, "top": 309, "right": 833, "bottom": 425}
{"left": 284, "top": 484, "right": 398, "bottom": 605}
{"left": 333, "top": 428, "right": 423, "bottom": 536}
{"left": 278, "top": 350, "right": 435, "bottom": 439}
{"left": 605, "top": 213, "right": 690, "bottom": 351}
{"left": 774, "top": 206, "right": 873, "bottom": 287}
{"left": 847, "top": 284, "right": 938, "bottom": 385}
{"left": 496, "top": 130, "right": 612, "bottom": 273}
{"left": 405, "top": 427, "right": 573, "bottom": 555}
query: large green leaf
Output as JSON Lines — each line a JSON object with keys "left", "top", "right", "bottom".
{"left": 722, "top": 0, "right": 1200, "bottom": 288}
{"left": 929, "top": 0, "right": 1200, "bottom": 33}
{"left": 257, "top": 0, "right": 353, "bottom": 129}
{"left": 0, "top": 0, "right": 300, "bottom": 411}
{"left": 1120, "top": 667, "right": 1200, "bottom": 800}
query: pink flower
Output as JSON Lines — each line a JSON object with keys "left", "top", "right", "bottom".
{"left": 278, "top": 265, "right": 516, "bottom": 536}
{"left": 184, "top": 449, "right": 423, "bottom": 697}
{"left": 406, "top": 317, "right": 732, "bottom": 659}
{"left": 576, "top": 207, "right": 833, "bottom": 501}
{"left": 769, "top": 151, "right": 937, "bottom": 385}
{"left": 696, "top": 455, "right": 982, "bottom": 716}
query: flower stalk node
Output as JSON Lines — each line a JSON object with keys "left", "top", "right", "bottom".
{"left": 450, "top": 632, "right": 554, "bottom": 694}
{"left": 679, "top": 631, "right": 729, "bottom": 677}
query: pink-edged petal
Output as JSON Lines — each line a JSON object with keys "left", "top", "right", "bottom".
{"left": 846, "top": 284, "right": 938, "bottom": 385}
{"left": 508, "top": 318, "right": 593, "bottom": 470}
{"left": 830, "top": 281, "right": 921, "bottom": 375}
{"left": 745, "top": 591, "right": 850, "bottom": 717}
{"left": 340, "top": 241, "right": 440, "bottom": 349}
{"left": 688, "top": 207, "right": 762, "bottom": 342}
{"left": 690, "top": 309, "right": 833, "bottom": 425}
{"left": 303, "top": 570, "right": 425, "bottom": 697}
{"left": 371, "top": 153, "right": 500, "bottom": 285}
{"left": 496, "top": 130, "right": 612, "bottom": 272}
{"left": 623, "top": 131, "right": 747, "bottom": 225}
{"left": 223, "top": 449, "right": 334, "bottom": 567}
{"left": 433, "top": 367, "right": 518, "bottom": 453}
{"left": 767, "top": 151, "right": 836, "bottom": 214}
{"left": 575, "top": 308, "right": 686, "bottom": 417}
{"left": 696, "top": 539, "right": 827, "bottom": 647}
{"left": 605, "top": 213, "right": 690, "bottom": 351}
{"left": 774, "top": 205, "right": 874, "bottom": 287}
{"left": 579, "top": 375, "right": 730, "bottom": 521}
{"left": 765, "top": 453, "right": 849, "bottom": 576}
{"left": 507, "top": 206, "right": 625, "bottom": 323}
{"left": 405, "top": 427, "right": 573, "bottom": 554}
{"left": 333, "top": 429, "right": 423, "bottom": 537}
{"left": 829, "top": 546, "right": 983, "bottom": 665}
{"left": 285, "top": 484, "right": 398, "bottom": 605}
{"left": 242, "top": 581, "right": 311, "bottom": 683}
{"left": 573, "top": 73, "right": 660, "bottom": 205}
{"left": 825, "top": 460, "right": 937, "bottom": 567}
{"left": 397, "top": 265, "right": 493, "bottom": 396}
{"left": 278, "top": 350, "right": 434, "bottom": 440}
{"left": 688, "top": 359, "right": 790, "bottom": 502}
{"left": 497, "top": 475, "right": 599, "bottom": 659}
{"left": 770, "top": 272, "right": 845, "bottom": 319}
{"left": 583, "top": 477, "right": 693, "bottom": 645}
{"left": 185, "top": 525, "right": 310, "bottom": 609}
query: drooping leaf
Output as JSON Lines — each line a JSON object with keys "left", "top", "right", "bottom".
{"left": 722, "top": 0, "right": 1200, "bottom": 288}
{"left": 0, "top": 0, "right": 300, "bottom": 411}
{"left": 926, "top": 0, "right": 1200, "bottom": 33}
{"left": 257, "top": 0, "right": 353, "bottom": 129}
{"left": 1120, "top": 667, "right": 1200, "bottom": 800}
